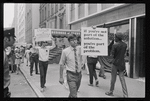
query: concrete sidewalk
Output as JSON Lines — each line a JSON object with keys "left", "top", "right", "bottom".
{"left": 20, "top": 59, "right": 145, "bottom": 98}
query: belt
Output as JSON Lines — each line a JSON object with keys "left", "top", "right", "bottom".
{"left": 87, "top": 56, "right": 97, "bottom": 59}
{"left": 67, "top": 70, "right": 81, "bottom": 75}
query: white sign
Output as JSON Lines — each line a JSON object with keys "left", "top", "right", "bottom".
{"left": 34, "top": 28, "right": 52, "bottom": 41}
{"left": 81, "top": 27, "right": 108, "bottom": 56}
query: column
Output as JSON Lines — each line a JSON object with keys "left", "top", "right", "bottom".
{"left": 75, "top": 3, "right": 78, "bottom": 20}
{"left": 85, "top": 3, "right": 88, "bottom": 16}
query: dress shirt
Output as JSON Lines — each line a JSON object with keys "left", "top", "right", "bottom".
{"left": 88, "top": 55, "right": 98, "bottom": 58}
{"left": 59, "top": 46, "right": 84, "bottom": 73}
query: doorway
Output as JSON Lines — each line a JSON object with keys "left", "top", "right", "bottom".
{"left": 136, "top": 16, "right": 145, "bottom": 77}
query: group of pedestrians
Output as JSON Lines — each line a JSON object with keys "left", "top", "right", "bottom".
{"left": 6, "top": 45, "right": 25, "bottom": 75}
{"left": 59, "top": 32, "right": 128, "bottom": 98}
{"left": 4, "top": 28, "right": 128, "bottom": 98}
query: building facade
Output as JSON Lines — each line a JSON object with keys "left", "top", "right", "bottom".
{"left": 25, "top": 4, "right": 32, "bottom": 44}
{"left": 25, "top": 4, "right": 40, "bottom": 45}
{"left": 39, "top": 3, "right": 70, "bottom": 48}
{"left": 32, "top": 4, "right": 40, "bottom": 45}
{"left": 14, "top": 4, "right": 19, "bottom": 43}
{"left": 66, "top": 3, "right": 145, "bottom": 79}
{"left": 17, "top": 4, "right": 26, "bottom": 45}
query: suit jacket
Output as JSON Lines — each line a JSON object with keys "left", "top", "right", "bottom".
{"left": 111, "top": 41, "right": 127, "bottom": 71}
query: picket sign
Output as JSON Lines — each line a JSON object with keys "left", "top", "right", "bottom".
{"left": 81, "top": 27, "right": 108, "bottom": 56}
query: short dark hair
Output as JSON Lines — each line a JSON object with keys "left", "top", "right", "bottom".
{"left": 67, "top": 34, "right": 77, "bottom": 42}
{"left": 77, "top": 35, "right": 81, "bottom": 42}
{"left": 115, "top": 32, "right": 123, "bottom": 41}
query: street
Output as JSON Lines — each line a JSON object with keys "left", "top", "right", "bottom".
{"left": 17, "top": 58, "right": 145, "bottom": 98}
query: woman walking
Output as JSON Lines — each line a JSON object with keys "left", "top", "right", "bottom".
{"left": 15, "top": 47, "right": 21, "bottom": 75}
{"left": 25, "top": 47, "right": 31, "bottom": 66}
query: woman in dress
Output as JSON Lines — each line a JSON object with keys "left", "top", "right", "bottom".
{"left": 15, "top": 47, "right": 21, "bottom": 75}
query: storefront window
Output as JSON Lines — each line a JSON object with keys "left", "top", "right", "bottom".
{"left": 108, "top": 24, "right": 129, "bottom": 61}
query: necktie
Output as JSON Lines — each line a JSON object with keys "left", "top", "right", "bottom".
{"left": 73, "top": 48, "right": 78, "bottom": 73}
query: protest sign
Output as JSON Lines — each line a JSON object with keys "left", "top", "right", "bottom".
{"left": 81, "top": 27, "right": 108, "bottom": 56}
{"left": 34, "top": 28, "right": 52, "bottom": 42}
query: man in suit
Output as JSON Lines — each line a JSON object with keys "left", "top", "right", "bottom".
{"left": 105, "top": 32, "right": 128, "bottom": 97}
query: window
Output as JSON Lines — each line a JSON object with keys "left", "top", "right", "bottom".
{"left": 40, "top": 10, "right": 42, "bottom": 23}
{"left": 55, "top": 3, "right": 58, "bottom": 13}
{"left": 45, "top": 7, "right": 47, "bottom": 19}
{"left": 70, "top": 4, "right": 75, "bottom": 21}
{"left": 60, "top": 17, "right": 63, "bottom": 29}
{"left": 78, "top": 4, "right": 85, "bottom": 19}
{"left": 88, "top": 4, "right": 97, "bottom": 15}
{"left": 42, "top": 9, "right": 44, "bottom": 21}
{"left": 48, "top": 4, "right": 50, "bottom": 17}
{"left": 101, "top": 4, "right": 115, "bottom": 10}
{"left": 51, "top": 4, "right": 54, "bottom": 16}
{"left": 108, "top": 24, "right": 129, "bottom": 57}
{"left": 60, "top": 3, "right": 64, "bottom": 10}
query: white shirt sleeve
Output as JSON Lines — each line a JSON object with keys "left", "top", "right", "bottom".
{"left": 47, "top": 40, "right": 56, "bottom": 50}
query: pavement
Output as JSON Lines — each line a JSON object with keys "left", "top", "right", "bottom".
{"left": 9, "top": 68, "right": 37, "bottom": 97}
{"left": 19, "top": 58, "right": 145, "bottom": 98}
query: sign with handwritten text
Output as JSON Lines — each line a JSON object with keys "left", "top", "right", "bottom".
{"left": 81, "top": 27, "right": 108, "bottom": 56}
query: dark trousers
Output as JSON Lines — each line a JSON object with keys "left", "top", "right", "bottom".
{"left": 30, "top": 56, "right": 38, "bottom": 74}
{"left": 39, "top": 60, "right": 48, "bottom": 88}
{"left": 67, "top": 71, "right": 82, "bottom": 98}
{"left": 4, "top": 87, "right": 11, "bottom": 98}
{"left": 110, "top": 65, "right": 128, "bottom": 97}
{"left": 87, "top": 63, "right": 98, "bottom": 84}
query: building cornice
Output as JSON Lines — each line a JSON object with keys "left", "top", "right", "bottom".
{"left": 68, "top": 4, "right": 130, "bottom": 25}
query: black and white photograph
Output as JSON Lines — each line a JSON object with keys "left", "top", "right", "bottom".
{"left": 3, "top": 3, "right": 145, "bottom": 98}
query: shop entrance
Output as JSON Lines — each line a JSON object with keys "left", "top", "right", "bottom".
{"left": 136, "top": 16, "right": 145, "bottom": 77}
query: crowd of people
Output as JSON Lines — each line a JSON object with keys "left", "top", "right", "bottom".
{"left": 4, "top": 28, "right": 128, "bottom": 98}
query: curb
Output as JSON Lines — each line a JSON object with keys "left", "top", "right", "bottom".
{"left": 20, "top": 65, "right": 45, "bottom": 97}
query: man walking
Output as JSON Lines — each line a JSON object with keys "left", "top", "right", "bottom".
{"left": 4, "top": 27, "right": 16, "bottom": 97}
{"left": 87, "top": 55, "right": 99, "bottom": 87}
{"left": 37, "top": 38, "right": 56, "bottom": 92}
{"left": 105, "top": 32, "right": 128, "bottom": 97}
{"left": 59, "top": 34, "right": 84, "bottom": 97}
{"left": 30, "top": 45, "right": 39, "bottom": 76}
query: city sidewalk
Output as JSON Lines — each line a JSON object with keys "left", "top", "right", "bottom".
{"left": 20, "top": 59, "right": 145, "bottom": 98}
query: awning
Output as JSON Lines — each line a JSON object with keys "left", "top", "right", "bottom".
{"left": 51, "top": 30, "right": 81, "bottom": 38}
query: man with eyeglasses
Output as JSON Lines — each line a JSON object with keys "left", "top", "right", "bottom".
{"left": 4, "top": 27, "right": 16, "bottom": 98}
{"left": 59, "top": 34, "right": 85, "bottom": 97}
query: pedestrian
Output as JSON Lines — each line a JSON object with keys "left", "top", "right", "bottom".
{"left": 20, "top": 46, "right": 25, "bottom": 63}
{"left": 37, "top": 38, "right": 56, "bottom": 92}
{"left": 105, "top": 32, "right": 128, "bottom": 97}
{"left": 59, "top": 34, "right": 84, "bottom": 98}
{"left": 24, "top": 47, "right": 31, "bottom": 66}
{"left": 7, "top": 47, "right": 16, "bottom": 73}
{"left": 29, "top": 45, "right": 39, "bottom": 76}
{"left": 97, "top": 40, "right": 114, "bottom": 79}
{"left": 4, "top": 27, "right": 16, "bottom": 97}
{"left": 61, "top": 45, "right": 69, "bottom": 90}
{"left": 87, "top": 55, "right": 99, "bottom": 87}
{"left": 15, "top": 47, "right": 21, "bottom": 75}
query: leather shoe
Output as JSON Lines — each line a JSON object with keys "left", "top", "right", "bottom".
{"left": 30, "top": 73, "right": 33, "bottom": 76}
{"left": 105, "top": 91, "right": 114, "bottom": 96}
{"left": 95, "top": 81, "right": 99, "bottom": 86}
{"left": 103, "top": 75, "right": 106, "bottom": 79}
{"left": 88, "top": 84, "right": 93, "bottom": 86}
{"left": 36, "top": 73, "right": 40, "bottom": 75}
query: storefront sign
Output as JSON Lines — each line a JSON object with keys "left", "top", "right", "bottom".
{"left": 81, "top": 27, "right": 108, "bottom": 56}
{"left": 34, "top": 28, "right": 52, "bottom": 41}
